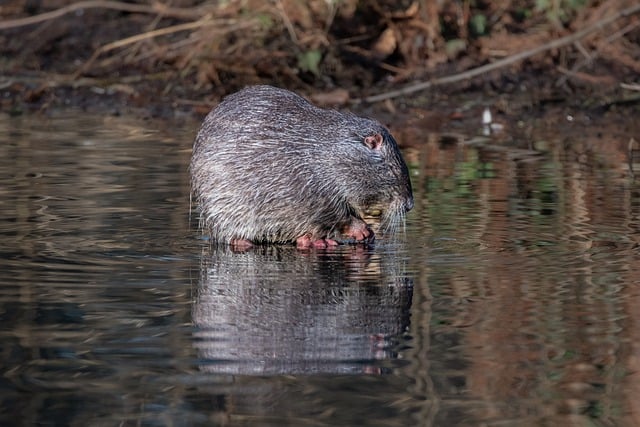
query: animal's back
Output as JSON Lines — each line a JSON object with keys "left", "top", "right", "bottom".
{"left": 194, "top": 85, "right": 350, "bottom": 152}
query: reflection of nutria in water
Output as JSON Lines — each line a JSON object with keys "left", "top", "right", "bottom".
{"left": 192, "top": 246, "right": 413, "bottom": 375}
{"left": 190, "top": 85, "right": 413, "bottom": 249}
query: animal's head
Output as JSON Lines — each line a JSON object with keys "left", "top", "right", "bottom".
{"left": 332, "top": 120, "right": 413, "bottom": 232}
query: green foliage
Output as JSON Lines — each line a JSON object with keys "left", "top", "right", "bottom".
{"left": 535, "top": 0, "right": 588, "bottom": 24}
{"left": 514, "top": 7, "right": 533, "bottom": 21}
{"left": 297, "top": 49, "right": 322, "bottom": 76}
{"left": 445, "top": 39, "right": 467, "bottom": 58}
{"left": 470, "top": 13, "right": 487, "bottom": 36}
{"left": 255, "top": 13, "right": 275, "bottom": 31}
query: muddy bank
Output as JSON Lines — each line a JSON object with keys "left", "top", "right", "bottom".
{"left": 0, "top": 0, "right": 639, "bottom": 121}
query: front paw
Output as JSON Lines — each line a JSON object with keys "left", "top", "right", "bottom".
{"left": 342, "top": 221, "right": 375, "bottom": 244}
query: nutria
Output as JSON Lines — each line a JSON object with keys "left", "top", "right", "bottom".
{"left": 190, "top": 85, "right": 413, "bottom": 248}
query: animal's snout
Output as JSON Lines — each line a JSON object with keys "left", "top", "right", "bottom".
{"left": 403, "top": 196, "right": 414, "bottom": 212}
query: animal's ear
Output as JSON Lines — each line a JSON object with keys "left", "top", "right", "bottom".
{"left": 364, "top": 134, "right": 383, "bottom": 151}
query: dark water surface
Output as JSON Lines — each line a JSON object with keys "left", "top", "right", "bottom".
{"left": 2, "top": 111, "right": 640, "bottom": 426}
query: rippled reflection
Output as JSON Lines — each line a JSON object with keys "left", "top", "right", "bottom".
{"left": 403, "top": 128, "right": 640, "bottom": 426}
{"left": 2, "top": 112, "right": 640, "bottom": 426}
{"left": 193, "top": 245, "right": 413, "bottom": 375}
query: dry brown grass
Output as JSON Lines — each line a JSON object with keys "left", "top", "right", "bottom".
{"left": 1, "top": 0, "right": 639, "bottom": 109}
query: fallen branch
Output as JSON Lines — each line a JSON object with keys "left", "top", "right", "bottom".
{"left": 557, "top": 66, "right": 617, "bottom": 86}
{"left": 73, "top": 17, "right": 258, "bottom": 77}
{"left": 0, "top": 0, "right": 203, "bottom": 31}
{"left": 74, "top": 18, "right": 215, "bottom": 77}
{"left": 621, "top": 83, "right": 640, "bottom": 92}
{"left": 362, "top": 3, "right": 640, "bottom": 103}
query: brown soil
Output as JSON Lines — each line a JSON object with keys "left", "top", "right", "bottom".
{"left": 0, "top": 0, "right": 639, "bottom": 120}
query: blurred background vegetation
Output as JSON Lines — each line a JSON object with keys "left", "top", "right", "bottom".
{"left": 0, "top": 0, "right": 638, "bottom": 112}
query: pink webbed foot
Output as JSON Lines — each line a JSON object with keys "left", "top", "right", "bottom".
{"left": 296, "top": 235, "right": 339, "bottom": 249}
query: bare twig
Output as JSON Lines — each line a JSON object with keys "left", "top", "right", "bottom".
{"left": 556, "top": 66, "right": 616, "bottom": 85}
{"left": 74, "top": 18, "right": 257, "bottom": 77}
{"left": 276, "top": 0, "right": 299, "bottom": 44}
{"left": 361, "top": 4, "right": 640, "bottom": 103}
{"left": 573, "top": 41, "right": 593, "bottom": 61}
{"left": 557, "top": 15, "right": 640, "bottom": 88}
{"left": 0, "top": 71, "right": 171, "bottom": 91}
{"left": 605, "top": 19, "right": 640, "bottom": 43}
{"left": 621, "top": 83, "right": 640, "bottom": 92}
{"left": 0, "top": 0, "right": 204, "bottom": 30}
{"left": 74, "top": 19, "right": 213, "bottom": 77}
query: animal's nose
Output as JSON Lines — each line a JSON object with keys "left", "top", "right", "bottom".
{"left": 404, "top": 196, "right": 414, "bottom": 212}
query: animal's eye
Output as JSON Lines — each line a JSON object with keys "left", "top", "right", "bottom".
{"left": 363, "top": 134, "right": 383, "bottom": 150}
